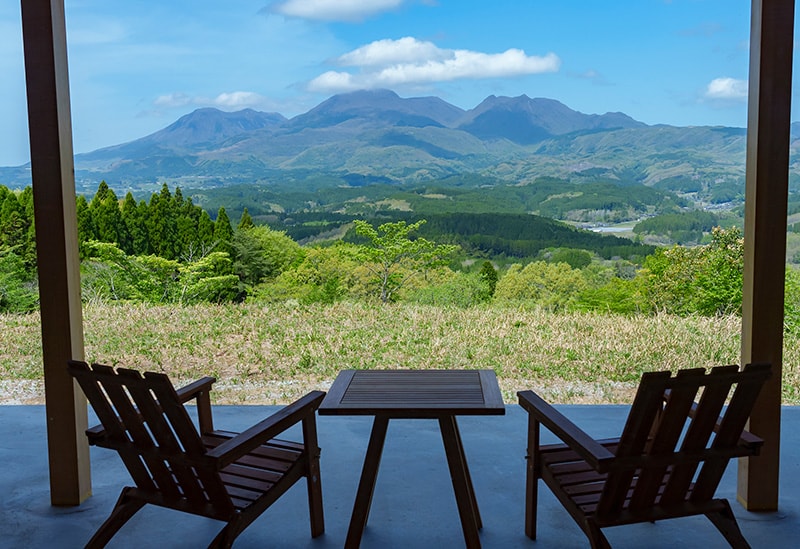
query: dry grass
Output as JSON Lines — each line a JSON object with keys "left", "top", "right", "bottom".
{"left": 2, "top": 302, "right": 798, "bottom": 405}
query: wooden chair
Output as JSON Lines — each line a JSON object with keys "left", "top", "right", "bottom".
{"left": 68, "top": 360, "right": 326, "bottom": 548}
{"left": 518, "top": 363, "right": 771, "bottom": 549}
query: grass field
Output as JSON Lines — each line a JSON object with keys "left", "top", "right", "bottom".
{"left": 2, "top": 302, "right": 798, "bottom": 405}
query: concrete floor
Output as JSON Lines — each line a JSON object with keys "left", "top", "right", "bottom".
{"left": 1, "top": 404, "right": 798, "bottom": 548}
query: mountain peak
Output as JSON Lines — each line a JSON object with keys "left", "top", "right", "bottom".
{"left": 458, "top": 95, "right": 644, "bottom": 144}
{"left": 288, "top": 89, "right": 465, "bottom": 129}
{"left": 163, "top": 108, "right": 285, "bottom": 139}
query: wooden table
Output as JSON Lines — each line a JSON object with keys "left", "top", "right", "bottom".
{"left": 319, "top": 369, "right": 505, "bottom": 548}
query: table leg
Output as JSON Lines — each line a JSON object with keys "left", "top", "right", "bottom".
{"left": 439, "top": 416, "right": 481, "bottom": 549}
{"left": 345, "top": 415, "right": 390, "bottom": 549}
{"left": 452, "top": 416, "right": 482, "bottom": 529}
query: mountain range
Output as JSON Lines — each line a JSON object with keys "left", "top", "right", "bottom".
{"left": 0, "top": 89, "right": 780, "bottom": 197}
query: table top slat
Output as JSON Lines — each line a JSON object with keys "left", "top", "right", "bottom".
{"left": 319, "top": 369, "right": 506, "bottom": 416}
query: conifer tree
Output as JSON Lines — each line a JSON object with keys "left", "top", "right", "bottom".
{"left": 238, "top": 207, "right": 254, "bottom": 230}
{"left": 89, "top": 181, "right": 126, "bottom": 247}
{"left": 75, "top": 194, "right": 95, "bottom": 257}
{"left": 146, "top": 184, "right": 179, "bottom": 259}
{"left": 173, "top": 187, "right": 184, "bottom": 209}
{"left": 0, "top": 188, "right": 29, "bottom": 252}
{"left": 478, "top": 260, "right": 499, "bottom": 296}
{"left": 17, "top": 186, "right": 36, "bottom": 268}
{"left": 175, "top": 192, "right": 202, "bottom": 260}
{"left": 197, "top": 210, "right": 215, "bottom": 249}
{"left": 93, "top": 180, "right": 111, "bottom": 202}
{"left": 121, "top": 192, "right": 149, "bottom": 255}
{"left": 213, "top": 206, "right": 234, "bottom": 257}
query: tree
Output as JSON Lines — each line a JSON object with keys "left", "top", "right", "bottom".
{"left": 478, "top": 260, "right": 498, "bottom": 297}
{"left": 0, "top": 247, "right": 38, "bottom": 312}
{"left": 213, "top": 207, "right": 234, "bottom": 256}
{"left": 232, "top": 225, "right": 303, "bottom": 287}
{"left": 494, "top": 261, "right": 586, "bottom": 310}
{"left": 174, "top": 191, "right": 203, "bottom": 260}
{"left": 692, "top": 226, "right": 743, "bottom": 315}
{"left": 81, "top": 239, "right": 241, "bottom": 305}
{"left": 547, "top": 248, "right": 593, "bottom": 269}
{"left": 146, "top": 183, "right": 178, "bottom": 259}
{"left": 197, "top": 210, "right": 216, "bottom": 249}
{"left": 638, "top": 226, "right": 743, "bottom": 316}
{"left": 175, "top": 208, "right": 197, "bottom": 260}
{"left": 238, "top": 207, "right": 254, "bottom": 230}
{"left": 0, "top": 188, "right": 29, "bottom": 252}
{"left": 80, "top": 240, "right": 138, "bottom": 302}
{"left": 75, "top": 194, "right": 95, "bottom": 256}
{"left": 258, "top": 243, "right": 362, "bottom": 304}
{"left": 89, "top": 181, "right": 127, "bottom": 248}
{"left": 178, "top": 251, "right": 239, "bottom": 303}
{"left": 16, "top": 187, "right": 36, "bottom": 269}
{"left": 121, "top": 193, "right": 149, "bottom": 256}
{"left": 353, "top": 219, "right": 459, "bottom": 303}
{"left": 577, "top": 277, "right": 644, "bottom": 314}
{"left": 407, "top": 271, "right": 491, "bottom": 308}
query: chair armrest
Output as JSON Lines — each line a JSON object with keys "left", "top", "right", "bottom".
{"left": 176, "top": 376, "right": 216, "bottom": 433}
{"left": 176, "top": 376, "right": 216, "bottom": 403}
{"left": 86, "top": 423, "right": 105, "bottom": 441}
{"left": 207, "top": 390, "right": 326, "bottom": 467}
{"left": 518, "top": 390, "right": 616, "bottom": 471}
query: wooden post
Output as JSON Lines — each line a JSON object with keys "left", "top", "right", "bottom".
{"left": 21, "top": 0, "right": 91, "bottom": 505}
{"left": 738, "top": 0, "right": 795, "bottom": 511}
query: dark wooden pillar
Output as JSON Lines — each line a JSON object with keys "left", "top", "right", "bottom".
{"left": 739, "top": 0, "right": 795, "bottom": 511}
{"left": 21, "top": 0, "right": 91, "bottom": 505}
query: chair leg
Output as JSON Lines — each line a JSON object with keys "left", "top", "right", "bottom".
{"left": 525, "top": 416, "right": 540, "bottom": 539}
{"left": 585, "top": 520, "right": 612, "bottom": 549}
{"left": 302, "top": 414, "right": 325, "bottom": 537}
{"left": 705, "top": 499, "right": 751, "bottom": 549}
{"left": 85, "top": 487, "right": 145, "bottom": 549}
{"left": 306, "top": 452, "right": 325, "bottom": 537}
{"left": 209, "top": 516, "right": 243, "bottom": 549}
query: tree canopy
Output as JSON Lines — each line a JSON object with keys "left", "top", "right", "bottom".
{"left": 353, "top": 219, "right": 459, "bottom": 303}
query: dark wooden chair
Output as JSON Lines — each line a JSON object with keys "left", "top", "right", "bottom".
{"left": 68, "top": 360, "right": 326, "bottom": 548}
{"left": 518, "top": 363, "right": 771, "bottom": 549}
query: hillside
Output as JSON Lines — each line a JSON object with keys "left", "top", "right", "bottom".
{"left": 1, "top": 302, "right": 771, "bottom": 405}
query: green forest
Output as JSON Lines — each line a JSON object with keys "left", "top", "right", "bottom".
{"left": 3, "top": 181, "right": 800, "bottom": 333}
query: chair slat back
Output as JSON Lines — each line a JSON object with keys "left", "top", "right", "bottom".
{"left": 596, "top": 363, "right": 770, "bottom": 519}
{"left": 69, "top": 361, "right": 233, "bottom": 515}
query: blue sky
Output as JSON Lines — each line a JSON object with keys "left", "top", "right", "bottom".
{"left": 0, "top": 0, "right": 789, "bottom": 166}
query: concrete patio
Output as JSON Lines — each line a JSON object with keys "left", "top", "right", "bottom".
{"left": 2, "top": 404, "right": 797, "bottom": 548}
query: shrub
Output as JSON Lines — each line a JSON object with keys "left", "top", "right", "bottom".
{"left": 638, "top": 227, "right": 743, "bottom": 316}
{"left": 494, "top": 261, "right": 586, "bottom": 311}
{"left": 0, "top": 249, "right": 38, "bottom": 313}
{"left": 577, "top": 277, "right": 645, "bottom": 314}
{"left": 406, "top": 272, "right": 491, "bottom": 308}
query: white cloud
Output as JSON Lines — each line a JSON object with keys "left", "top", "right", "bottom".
{"left": 309, "top": 37, "right": 560, "bottom": 92}
{"left": 309, "top": 71, "right": 357, "bottom": 91}
{"left": 154, "top": 93, "right": 192, "bottom": 108}
{"left": 212, "top": 92, "right": 270, "bottom": 109}
{"left": 337, "top": 37, "right": 447, "bottom": 66}
{"left": 270, "top": 0, "right": 405, "bottom": 22}
{"left": 705, "top": 77, "right": 748, "bottom": 101}
{"left": 152, "top": 91, "right": 272, "bottom": 111}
